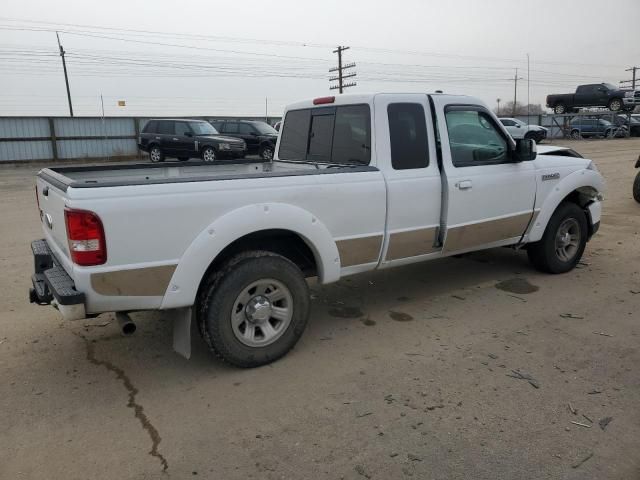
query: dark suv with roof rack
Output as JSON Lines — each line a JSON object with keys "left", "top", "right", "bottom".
{"left": 138, "top": 119, "right": 246, "bottom": 162}
{"left": 210, "top": 120, "right": 279, "bottom": 160}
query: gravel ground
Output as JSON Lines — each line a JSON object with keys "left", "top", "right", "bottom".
{"left": 1, "top": 138, "right": 639, "bottom": 480}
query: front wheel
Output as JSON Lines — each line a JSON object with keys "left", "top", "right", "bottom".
{"left": 570, "top": 129, "right": 582, "bottom": 139}
{"left": 260, "top": 144, "right": 274, "bottom": 161}
{"left": 608, "top": 98, "right": 623, "bottom": 112}
{"left": 202, "top": 146, "right": 217, "bottom": 162}
{"left": 527, "top": 202, "right": 588, "bottom": 274}
{"left": 198, "top": 251, "right": 310, "bottom": 368}
{"left": 554, "top": 104, "right": 566, "bottom": 114}
{"left": 633, "top": 172, "right": 640, "bottom": 203}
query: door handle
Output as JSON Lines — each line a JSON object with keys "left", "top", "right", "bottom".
{"left": 172, "top": 137, "right": 179, "bottom": 141}
{"left": 457, "top": 180, "right": 472, "bottom": 190}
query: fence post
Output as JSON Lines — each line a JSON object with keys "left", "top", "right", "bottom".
{"left": 48, "top": 118, "right": 58, "bottom": 161}
{"left": 133, "top": 117, "right": 141, "bottom": 160}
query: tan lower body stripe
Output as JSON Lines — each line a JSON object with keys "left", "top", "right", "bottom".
{"left": 386, "top": 227, "right": 439, "bottom": 260}
{"left": 91, "top": 265, "right": 177, "bottom": 296}
{"left": 336, "top": 235, "right": 383, "bottom": 267}
{"left": 443, "top": 212, "right": 533, "bottom": 253}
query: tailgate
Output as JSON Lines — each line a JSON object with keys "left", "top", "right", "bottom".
{"left": 36, "top": 176, "right": 71, "bottom": 262}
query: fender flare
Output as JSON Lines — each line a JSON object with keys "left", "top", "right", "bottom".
{"left": 160, "top": 202, "right": 340, "bottom": 310}
{"left": 527, "top": 169, "right": 605, "bottom": 243}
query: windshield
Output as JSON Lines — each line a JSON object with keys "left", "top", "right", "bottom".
{"left": 189, "top": 122, "right": 219, "bottom": 135}
{"left": 254, "top": 123, "right": 278, "bottom": 135}
{"left": 513, "top": 119, "right": 527, "bottom": 126}
{"left": 603, "top": 83, "right": 617, "bottom": 91}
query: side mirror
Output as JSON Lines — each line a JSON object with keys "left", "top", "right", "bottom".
{"left": 184, "top": 131, "right": 193, "bottom": 137}
{"left": 513, "top": 138, "right": 537, "bottom": 162}
{"left": 516, "top": 124, "right": 521, "bottom": 128}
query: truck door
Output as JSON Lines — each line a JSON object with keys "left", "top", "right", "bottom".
{"left": 373, "top": 94, "right": 443, "bottom": 266}
{"left": 430, "top": 97, "right": 536, "bottom": 254}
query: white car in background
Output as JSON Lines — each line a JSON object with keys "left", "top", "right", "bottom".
{"left": 500, "top": 118, "right": 548, "bottom": 143}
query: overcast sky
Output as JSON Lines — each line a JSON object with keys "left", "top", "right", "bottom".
{"left": 0, "top": 0, "right": 638, "bottom": 117}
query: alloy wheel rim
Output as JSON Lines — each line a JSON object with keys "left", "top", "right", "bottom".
{"left": 231, "top": 279, "right": 293, "bottom": 347}
{"left": 204, "top": 149, "right": 216, "bottom": 162}
{"left": 555, "top": 218, "right": 580, "bottom": 262}
{"left": 150, "top": 149, "right": 160, "bottom": 162}
{"left": 263, "top": 148, "right": 274, "bottom": 160}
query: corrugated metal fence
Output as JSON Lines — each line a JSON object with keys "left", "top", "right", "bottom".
{"left": 0, "top": 116, "right": 281, "bottom": 162}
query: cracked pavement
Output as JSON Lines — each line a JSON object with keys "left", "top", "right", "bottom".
{"left": 1, "top": 138, "right": 639, "bottom": 479}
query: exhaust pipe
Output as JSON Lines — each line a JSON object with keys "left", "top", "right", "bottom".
{"left": 115, "top": 312, "right": 136, "bottom": 336}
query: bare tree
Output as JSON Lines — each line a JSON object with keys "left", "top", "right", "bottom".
{"left": 494, "top": 101, "right": 544, "bottom": 116}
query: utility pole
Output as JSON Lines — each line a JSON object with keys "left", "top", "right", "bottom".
{"left": 620, "top": 66, "right": 638, "bottom": 90}
{"left": 512, "top": 68, "right": 523, "bottom": 116}
{"left": 496, "top": 98, "right": 501, "bottom": 115}
{"left": 329, "top": 46, "right": 356, "bottom": 93}
{"left": 56, "top": 32, "right": 73, "bottom": 117}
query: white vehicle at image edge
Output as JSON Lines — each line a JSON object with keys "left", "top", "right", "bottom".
{"left": 30, "top": 93, "right": 604, "bottom": 368}
{"left": 499, "top": 117, "right": 548, "bottom": 143}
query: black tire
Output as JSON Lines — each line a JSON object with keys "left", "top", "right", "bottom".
{"left": 149, "top": 145, "right": 164, "bottom": 163}
{"left": 198, "top": 251, "right": 310, "bottom": 368}
{"left": 570, "top": 129, "right": 582, "bottom": 139}
{"left": 260, "top": 144, "right": 274, "bottom": 161}
{"left": 202, "top": 146, "right": 217, "bottom": 162}
{"left": 633, "top": 172, "right": 640, "bottom": 203}
{"left": 527, "top": 202, "right": 588, "bottom": 274}
{"left": 524, "top": 132, "right": 535, "bottom": 140}
{"left": 608, "top": 98, "right": 623, "bottom": 112}
{"left": 554, "top": 104, "right": 566, "bottom": 114}
{"left": 604, "top": 129, "right": 614, "bottom": 139}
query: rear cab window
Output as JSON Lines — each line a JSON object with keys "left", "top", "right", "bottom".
{"left": 387, "top": 103, "right": 429, "bottom": 170}
{"left": 278, "top": 104, "right": 371, "bottom": 165}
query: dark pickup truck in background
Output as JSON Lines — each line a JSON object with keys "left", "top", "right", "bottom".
{"left": 546, "top": 83, "right": 640, "bottom": 114}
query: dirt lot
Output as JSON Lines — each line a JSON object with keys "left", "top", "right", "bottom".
{"left": 1, "top": 138, "right": 639, "bottom": 480}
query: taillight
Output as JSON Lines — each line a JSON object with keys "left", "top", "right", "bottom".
{"left": 64, "top": 208, "right": 107, "bottom": 266}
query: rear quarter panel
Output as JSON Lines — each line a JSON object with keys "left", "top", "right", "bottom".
{"left": 65, "top": 170, "right": 387, "bottom": 313}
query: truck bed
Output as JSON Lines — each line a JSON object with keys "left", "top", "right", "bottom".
{"left": 39, "top": 160, "right": 376, "bottom": 191}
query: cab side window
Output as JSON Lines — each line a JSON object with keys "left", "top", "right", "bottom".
{"left": 174, "top": 122, "right": 191, "bottom": 136}
{"left": 238, "top": 123, "right": 255, "bottom": 134}
{"left": 224, "top": 123, "right": 239, "bottom": 134}
{"left": 157, "top": 121, "right": 174, "bottom": 135}
{"left": 387, "top": 103, "right": 429, "bottom": 170}
{"left": 445, "top": 109, "right": 508, "bottom": 167}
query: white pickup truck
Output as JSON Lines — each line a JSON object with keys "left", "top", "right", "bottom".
{"left": 30, "top": 93, "right": 604, "bottom": 367}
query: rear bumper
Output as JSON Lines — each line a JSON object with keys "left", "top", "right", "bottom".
{"left": 29, "top": 239, "right": 86, "bottom": 320}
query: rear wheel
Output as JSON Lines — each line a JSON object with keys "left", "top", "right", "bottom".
{"left": 198, "top": 251, "right": 310, "bottom": 368}
{"left": 202, "top": 146, "right": 217, "bottom": 162}
{"left": 554, "top": 103, "right": 566, "bottom": 114}
{"left": 570, "top": 129, "right": 581, "bottom": 139}
{"left": 633, "top": 172, "right": 640, "bottom": 203}
{"left": 149, "top": 145, "right": 164, "bottom": 163}
{"left": 608, "top": 98, "right": 623, "bottom": 112}
{"left": 527, "top": 202, "right": 587, "bottom": 274}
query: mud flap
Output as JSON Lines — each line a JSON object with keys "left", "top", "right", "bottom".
{"left": 172, "top": 307, "right": 192, "bottom": 359}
